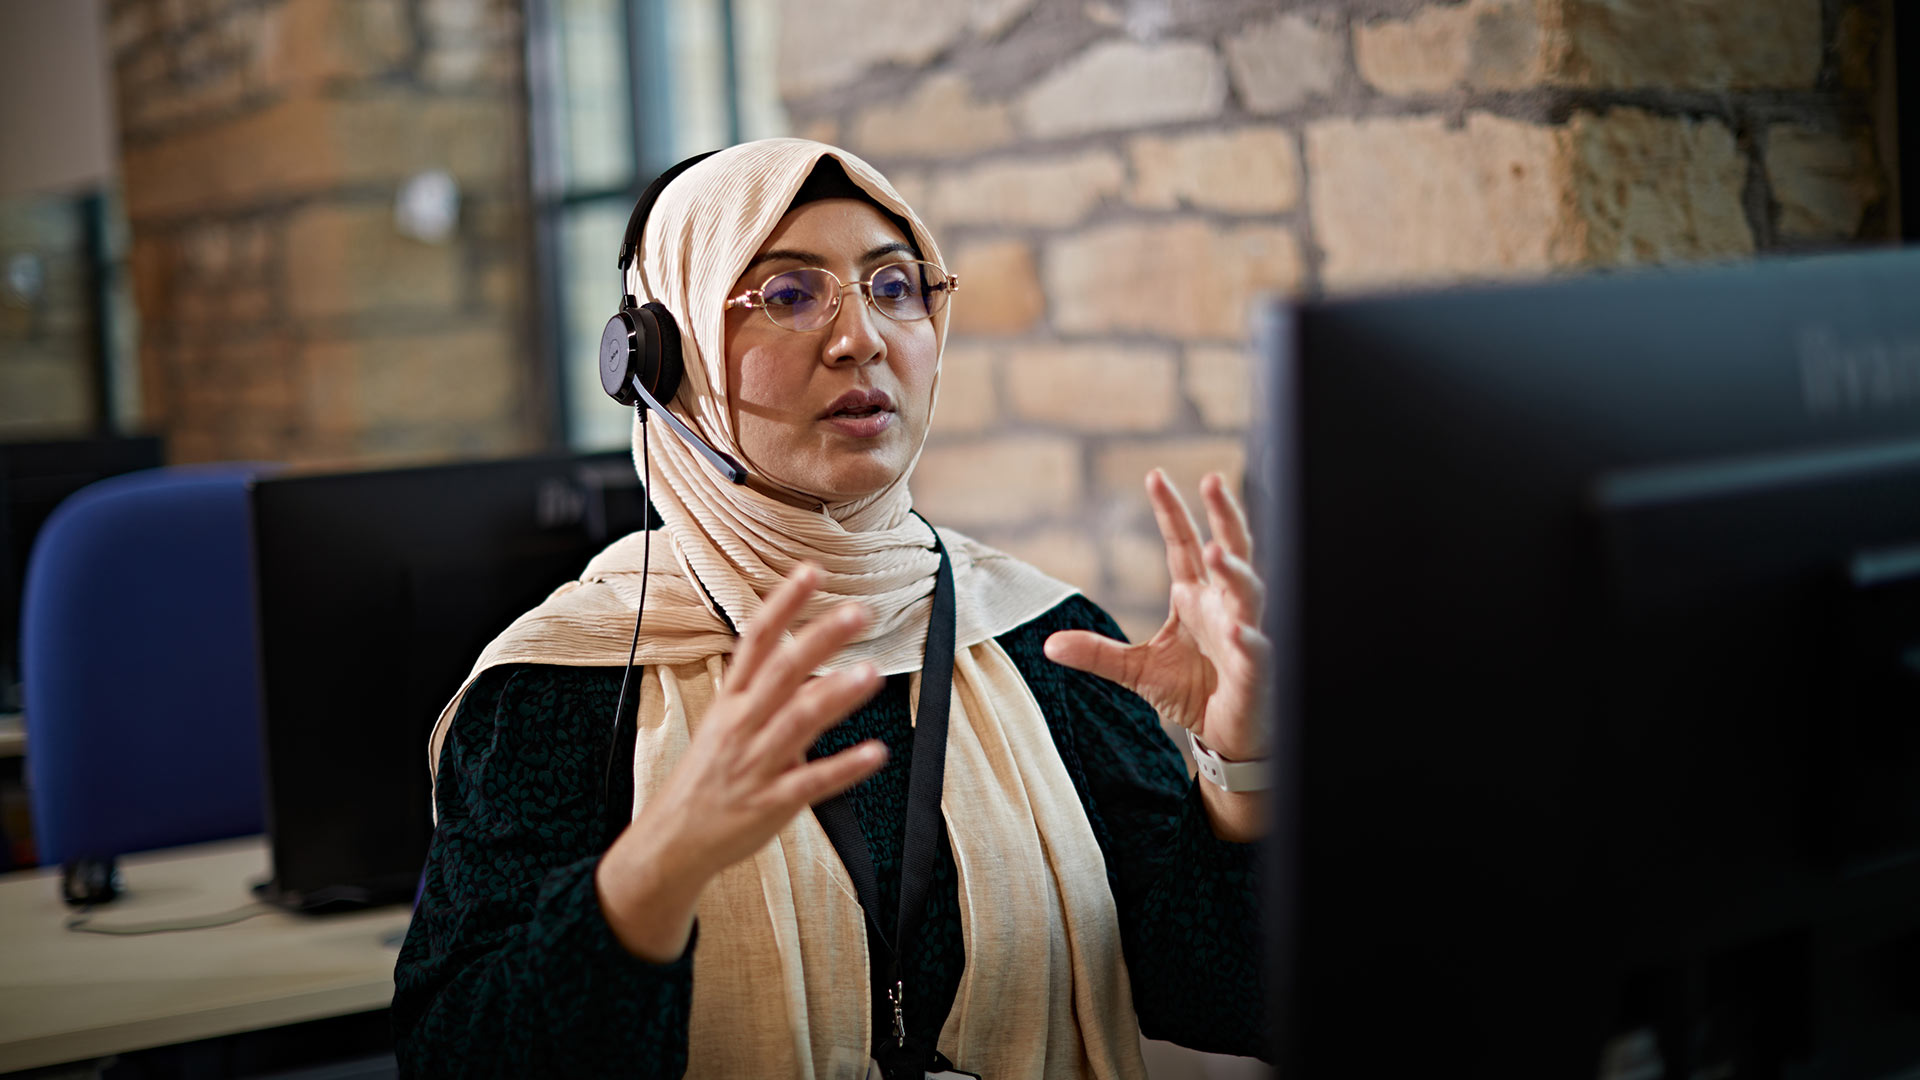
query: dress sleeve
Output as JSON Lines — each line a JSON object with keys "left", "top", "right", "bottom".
{"left": 1002, "top": 596, "right": 1270, "bottom": 1060}
{"left": 391, "top": 663, "right": 694, "bottom": 1079}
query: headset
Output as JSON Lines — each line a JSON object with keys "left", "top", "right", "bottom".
{"left": 598, "top": 149, "right": 749, "bottom": 484}
{"left": 596, "top": 151, "right": 753, "bottom": 807}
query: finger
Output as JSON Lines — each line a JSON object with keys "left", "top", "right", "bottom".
{"left": 1200, "top": 473, "right": 1253, "bottom": 563}
{"left": 1043, "top": 628, "right": 1140, "bottom": 688}
{"left": 746, "top": 661, "right": 883, "bottom": 767}
{"left": 1203, "top": 542, "right": 1265, "bottom": 626}
{"left": 729, "top": 564, "right": 819, "bottom": 687}
{"left": 1146, "top": 469, "right": 1206, "bottom": 585}
{"left": 738, "top": 601, "right": 871, "bottom": 721}
{"left": 1208, "top": 625, "right": 1273, "bottom": 725}
{"left": 772, "top": 740, "right": 889, "bottom": 810}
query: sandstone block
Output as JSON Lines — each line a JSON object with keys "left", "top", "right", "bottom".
{"left": 285, "top": 202, "right": 464, "bottom": 321}
{"left": 910, "top": 436, "right": 1080, "bottom": 528}
{"left": 226, "top": 284, "right": 274, "bottom": 326}
{"left": 171, "top": 227, "right": 224, "bottom": 285}
{"left": 1307, "top": 114, "right": 1575, "bottom": 289}
{"left": 797, "top": 116, "right": 841, "bottom": 147}
{"left": 356, "top": 325, "right": 519, "bottom": 426}
{"left": 972, "top": 0, "right": 1038, "bottom": 39}
{"left": 258, "top": 0, "right": 386, "bottom": 91}
{"left": 779, "top": 0, "right": 971, "bottom": 99}
{"left": 338, "top": 96, "right": 523, "bottom": 189}
{"left": 928, "top": 152, "right": 1125, "bottom": 229}
{"left": 930, "top": 345, "right": 999, "bottom": 434}
{"left": 120, "top": 98, "right": 332, "bottom": 219}
{"left": 947, "top": 240, "right": 1045, "bottom": 336}
{"left": 1765, "top": 124, "right": 1883, "bottom": 241}
{"left": 850, "top": 74, "right": 1014, "bottom": 160}
{"left": 336, "top": 0, "right": 415, "bottom": 77}
{"left": 1106, "top": 525, "right": 1171, "bottom": 608}
{"left": 1096, "top": 438, "right": 1246, "bottom": 504}
{"left": 1044, "top": 220, "right": 1302, "bottom": 340}
{"left": 1225, "top": 12, "right": 1341, "bottom": 114}
{"left": 1004, "top": 344, "right": 1179, "bottom": 432}
{"left": 1111, "top": 608, "right": 1166, "bottom": 652}
{"left": 120, "top": 92, "right": 518, "bottom": 219}
{"left": 991, "top": 527, "right": 1101, "bottom": 591}
{"left": 884, "top": 169, "right": 930, "bottom": 218}
{"left": 1183, "top": 346, "right": 1253, "bottom": 431}
{"left": 1561, "top": 0, "right": 1821, "bottom": 90}
{"left": 128, "top": 238, "right": 178, "bottom": 331}
{"left": 1127, "top": 128, "right": 1301, "bottom": 214}
{"left": 300, "top": 338, "right": 366, "bottom": 435}
{"left": 1354, "top": 0, "right": 1551, "bottom": 95}
{"left": 1567, "top": 108, "right": 1753, "bottom": 264}
{"left": 1019, "top": 39, "right": 1227, "bottom": 139}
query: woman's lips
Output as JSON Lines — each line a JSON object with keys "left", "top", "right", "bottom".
{"left": 820, "top": 389, "right": 895, "bottom": 438}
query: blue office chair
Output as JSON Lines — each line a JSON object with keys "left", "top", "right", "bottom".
{"left": 22, "top": 463, "right": 275, "bottom": 865}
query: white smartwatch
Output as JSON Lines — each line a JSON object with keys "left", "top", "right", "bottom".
{"left": 1189, "top": 730, "right": 1272, "bottom": 793}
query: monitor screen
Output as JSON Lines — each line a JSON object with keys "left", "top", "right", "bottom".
{"left": 1254, "top": 249, "right": 1920, "bottom": 1077}
{"left": 250, "top": 451, "right": 653, "bottom": 910}
{"left": 1, "top": 436, "right": 164, "bottom": 714}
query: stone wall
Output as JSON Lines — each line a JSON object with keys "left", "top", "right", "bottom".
{"left": 107, "top": 0, "right": 540, "bottom": 465}
{"left": 780, "top": 0, "right": 1896, "bottom": 640}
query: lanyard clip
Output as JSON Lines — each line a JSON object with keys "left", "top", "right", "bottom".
{"left": 889, "top": 980, "right": 906, "bottom": 1048}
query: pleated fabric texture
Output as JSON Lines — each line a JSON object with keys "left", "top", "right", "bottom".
{"left": 425, "top": 138, "right": 1146, "bottom": 1079}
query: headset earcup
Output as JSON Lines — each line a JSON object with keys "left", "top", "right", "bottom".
{"left": 639, "top": 301, "right": 685, "bottom": 404}
{"left": 599, "top": 311, "right": 640, "bottom": 406}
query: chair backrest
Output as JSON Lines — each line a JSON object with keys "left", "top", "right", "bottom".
{"left": 23, "top": 464, "right": 273, "bottom": 864}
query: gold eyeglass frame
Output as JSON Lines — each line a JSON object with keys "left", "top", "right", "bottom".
{"left": 724, "top": 260, "right": 959, "bottom": 332}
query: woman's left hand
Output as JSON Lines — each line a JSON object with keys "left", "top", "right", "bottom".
{"left": 1044, "top": 469, "right": 1271, "bottom": 839}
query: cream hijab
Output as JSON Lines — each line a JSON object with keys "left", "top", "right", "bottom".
{"left": 427, "top": 139, "right": 1148, "bottom": 1079}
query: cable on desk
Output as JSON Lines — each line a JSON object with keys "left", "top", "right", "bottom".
{"left": 65, "top": 901, "right": 275, "bottom": 935}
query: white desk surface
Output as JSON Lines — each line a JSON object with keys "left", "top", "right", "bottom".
{"left": 0, "top": 836, "right": 411, "bottom": 1074}
{"left": 0, "top": 713, "right": 22, "bottom": 759}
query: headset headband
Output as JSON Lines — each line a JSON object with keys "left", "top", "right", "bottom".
{"left": 617, "top": 150, "right": 722, "bottom": 292}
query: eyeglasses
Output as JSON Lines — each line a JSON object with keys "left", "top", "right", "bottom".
{"left": 726, "top": 261, "right": 957, "bottom": 332}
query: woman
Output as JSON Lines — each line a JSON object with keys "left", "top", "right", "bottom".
{"left": 394, "top": 139, "right": 1270, "bottom": 1078}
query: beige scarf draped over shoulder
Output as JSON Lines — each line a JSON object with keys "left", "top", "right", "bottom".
{"left": 426, "top": 138, "right": 1148, "bottom": 1079}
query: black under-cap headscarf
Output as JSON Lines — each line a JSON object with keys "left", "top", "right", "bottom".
{"left": 785, "top": 157, "right": 923, "bottom": 258}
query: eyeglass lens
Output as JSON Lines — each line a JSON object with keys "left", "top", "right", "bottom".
{"left": 758, "top": 262, "right": 951, "bottom": 331}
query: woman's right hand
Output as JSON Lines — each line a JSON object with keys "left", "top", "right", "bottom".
{"left": 594, "top": 563, "right": 888, "bottom": 962}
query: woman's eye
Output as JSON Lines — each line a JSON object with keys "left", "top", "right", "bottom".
{"left": 871, "top": 268, "right": 917, "bottom": 300}
{"left": 763, "top": 283, "right": 812, "bottom": 308}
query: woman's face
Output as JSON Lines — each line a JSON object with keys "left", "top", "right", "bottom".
{"left": 723, "top": 198, "right": 939, "bottom": 505}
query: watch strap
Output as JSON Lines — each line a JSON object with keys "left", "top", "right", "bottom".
{"left": 1189, "top": 730, "right": 1272, "bottom": 792}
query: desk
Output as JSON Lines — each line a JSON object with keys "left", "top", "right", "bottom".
{"left": 0, "top": 713, "right": 22, "bottom": 759}
{"left": 0, "top": 836, "right": 410, "bottom": 1074}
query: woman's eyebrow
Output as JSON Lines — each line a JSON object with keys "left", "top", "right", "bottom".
{"left": 741, "top": 241, "right": 916, "bottom": 276}
{"left": 742, "top": 247, "right": 826, "bottom": 274}
{"left": 861, "top": 241, "right": 914, "bottom": 263}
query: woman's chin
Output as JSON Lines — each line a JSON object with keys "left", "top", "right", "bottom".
{"left": 774, "top": 453, "right": 912, "bottom": 507}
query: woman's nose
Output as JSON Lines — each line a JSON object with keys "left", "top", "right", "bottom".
{"left": 823, "top": 284, "right": 887, "bottom": 366}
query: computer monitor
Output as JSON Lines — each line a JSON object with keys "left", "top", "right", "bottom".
{"left": 249, "top": 451, "right": 654, "bottom": 910}
{"left": 1254, "top": 249, "right": 1920, "bottom": 1078}
{"left": 1, "top": 436, "right": 164, "bottom": 713}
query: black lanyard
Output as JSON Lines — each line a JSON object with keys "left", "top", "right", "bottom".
{"left": 811, "top": 520, "right": 956, "bottom": 1077}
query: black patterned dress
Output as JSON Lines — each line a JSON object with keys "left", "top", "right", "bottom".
{"left": 393, "top": 595, "right": 1267, "bottom": 1077}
